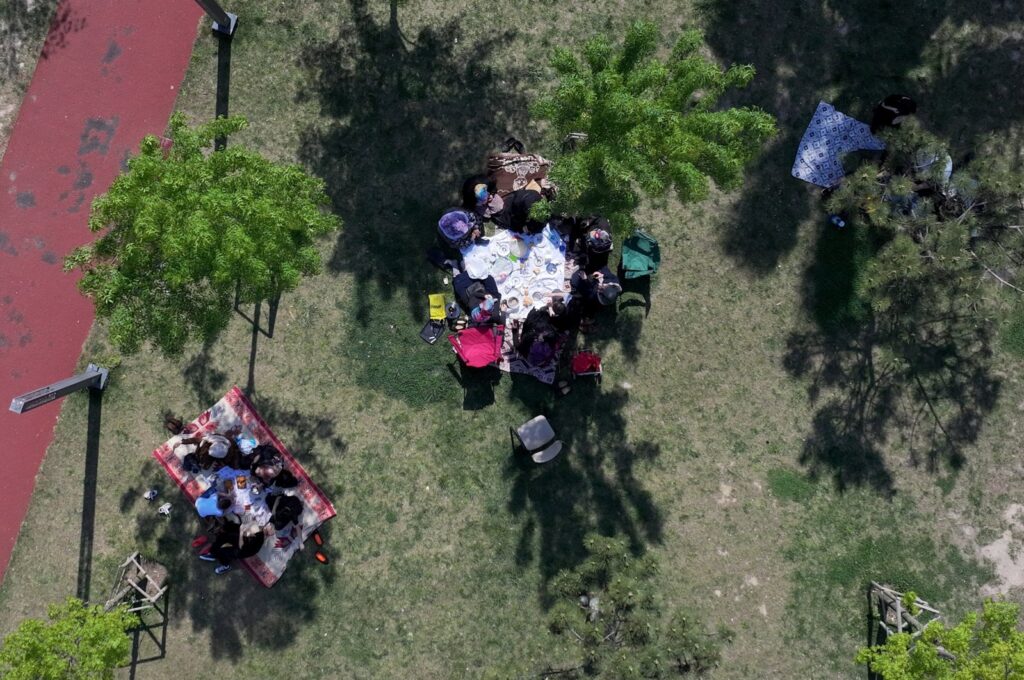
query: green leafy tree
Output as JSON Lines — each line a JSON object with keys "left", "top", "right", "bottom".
{"left": 544, "top": 534, "right": 724, "bottom": 678}
{"left": 857, "top": 600, "right": 1024, "bottom": 679}
{"left": 64, "top": 113, "right": 341, "bottom": 355}
{"left": 0, "top": 598, "right": 139, "bottom": 680}
{"left": 531, "top": 20, "right": 776, "bottom": 232}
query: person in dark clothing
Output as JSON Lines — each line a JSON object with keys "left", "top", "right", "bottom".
{"left": 452, "top": 273, "right": 502, "bottom": 325}
{"left": 491, "top": 189, "right": 545, "bottom": 233}
{"left": 453, "top": 273, "right": 500, "bottom": 311}
{"left": 517, "top": 308, "right": 557, "bottom": 355}
{"left": 249, "top": 444, "right": 299, "bottom": 490}
{"left": 200, "top": 522, "right": 268, "bottom": 574}
{"left": 870, "top": 94, "right": 917, "bottom": 133}
{"left": 267, "top": 493, "right": 305, "bottom": 530}
{"left": 570, "top": 266, "right": 622, "bottom": 330}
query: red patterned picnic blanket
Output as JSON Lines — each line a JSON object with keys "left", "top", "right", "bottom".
{"left": 152, "top": 387, "right": 336, "bottom": 587}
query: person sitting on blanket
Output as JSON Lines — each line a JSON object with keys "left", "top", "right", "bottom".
{"left": 518, "top": 301, "right": 572, "bottom": 348}
{"left": 265, "top": 493, "right": 305, "bottom": 532}
{"left": 177, "top": 431, "right": 241, "bottom": 470}
{"left": 516, "top": 307, "right": 564, "bottom": 366}
{"left": 491, "top": 185, "right": 548, "bottom": 234}
{"left": 195, "top": 487, "right": 233, "bottom": 519}
{"left": 452, "top": 272, "right": 502, "bottom": 325}
{"left": 570, "top": 266, "right": 621, "bottom": 332}
{"left": 249, "top": 444, "right": 299, "bottom": 490}
{"left": 438, "top": 209, "right": 484, "bottom": 253}
{"left": 199, "top": 521, "right": 270, "bottom": 575}
{"left": 461, "top": 174, "right": 504, "bottom": 221}
{"left": 253, "top": 459, "right": 299, "bottom": 491}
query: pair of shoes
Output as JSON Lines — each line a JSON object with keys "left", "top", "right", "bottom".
{"left": 163, "top": 414, "right": 183, "bottom": 435}
{"left": 198, "top": 553, "right": 217, "bottom": 562}
{"left": 214, "top": 564, "right": 232, "bottom": 575}
{"left": 556, "top": 379, "right": 572, "bottom": 396}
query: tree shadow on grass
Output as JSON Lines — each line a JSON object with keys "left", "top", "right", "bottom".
{"left": 297, "top": 0, "right": 528, "bottom": 322}
{"left": 134, "top": 506, "right": 335, "bottom": 662}
{"left": 784, "top": 267, "right": 1001, "bottom": 496}
{"left": 698, "top": 0, "right": 1024, "bottom": 273}
{"left": 182, "top": 342, "right": 229, "bottom": 406}
{"left": 505, "top": 385, "right": 663, "bottom": 606}
{"left": 701, "top": 0, "right": 1020, "bottom": 494}
{"left": 296, "top": 0, "right": 529, "bottom": 407}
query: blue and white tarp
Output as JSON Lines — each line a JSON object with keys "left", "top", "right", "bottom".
{"left": 792, "top": 101, "right": 886, "bottom": 188}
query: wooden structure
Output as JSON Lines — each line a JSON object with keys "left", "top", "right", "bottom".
{"left": 868, "top": 581, "right": 952, "bottom": 659}
{"left": 104, "top": 552, "right": 168, "bottom": 614}
{"left": 105, "top": 552, "right": 170, "bottom": 672}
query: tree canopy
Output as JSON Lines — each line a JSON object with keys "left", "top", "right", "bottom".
{"left": 786, "top": 124, "right": 1021, "bottom": 484}
{"left": 825, "top": 122, "right": 1024, "bottom": 323}
{"left": 857, "top": 600, "right": 1024, "bottom": 679}
{"left": 64, "top": 113, "right": 341, "bottom": 355}
{"left": 0, "top": 598, "right": 138, "bottom": 680}
{"left": 543, "top": 534, "right": 724, "bottom": 678}
{"left": 531, "top": 20, "right": 776, "bottom": 232}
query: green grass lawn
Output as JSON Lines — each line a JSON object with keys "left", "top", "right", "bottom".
{"left": 2, "top": 1, "right": 1024, "bottom": 678}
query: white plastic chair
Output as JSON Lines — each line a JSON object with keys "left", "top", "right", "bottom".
{"left": 511, "top": 415, "right": 564, "bottom": 463}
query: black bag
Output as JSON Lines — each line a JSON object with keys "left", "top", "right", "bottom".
{"left": 420, "top": 319, "right": 446, "bottom": 344}
{"left": 501, "top": 136, "right": 525, "bottom": 154}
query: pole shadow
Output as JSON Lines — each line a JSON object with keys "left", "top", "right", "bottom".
{"left": 76, "top": 386, "right": 103, "bottom": 601}
{"left": 214, "top": 30, "right": 232, "bottom": 149}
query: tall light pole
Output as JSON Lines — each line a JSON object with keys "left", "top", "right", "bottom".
{"left": 10, "top": 364, "right": 109, "bottom": 601}
{"left": 193, "top": 0, "right": 237, "bottom": 37}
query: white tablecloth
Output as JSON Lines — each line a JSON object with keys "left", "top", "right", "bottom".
{"left": 461, "top": 226, "right": 567, "bottom": 320}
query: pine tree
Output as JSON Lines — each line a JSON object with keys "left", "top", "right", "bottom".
{"left": 64, "top": 113, "right": 341, "bottom": 355}
{"left": 531, "top": 21, "right": 776, "bottom": 233}
{"left": 542, "top": 534, "right": 724, "bottom": 678}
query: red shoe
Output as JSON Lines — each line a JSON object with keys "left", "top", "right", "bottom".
{"left": 312, "top": 531, "right": 323, "bottom": 546}
{"left": 314, "top": 551, "right": 329, "bottom": 564}
{"left": 191, "top": 535, "right": 209, "bottom": 549}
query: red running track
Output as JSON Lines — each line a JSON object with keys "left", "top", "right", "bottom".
{"left": 0, "top": 0, "right": 203, "bottom": 585}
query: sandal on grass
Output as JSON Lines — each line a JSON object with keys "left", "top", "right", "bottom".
{"left": 556, "top": 379, "right": 572, "bottom": 396}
